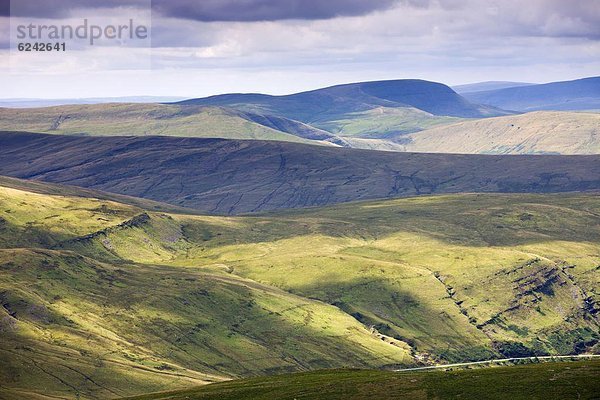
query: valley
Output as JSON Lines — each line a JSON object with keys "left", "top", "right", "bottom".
{"left": 0, "top": 177, "right": 598, "bottom": 398}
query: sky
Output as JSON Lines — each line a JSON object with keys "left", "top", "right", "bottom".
{"left": 0, "top": 0, "right": 598, "bottom": 99}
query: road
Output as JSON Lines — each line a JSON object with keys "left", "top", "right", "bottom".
{"left": 395, "top": 354, "right": 600, "bottom": 372}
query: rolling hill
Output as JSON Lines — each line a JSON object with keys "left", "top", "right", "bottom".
{"left": 1, "top": 77, "right": 598, "bottom": 398}
{"left": 176, "top": 79, "right": 508, "bottom": 138}
{"left": 0, "top": 79, "right": 510, "bottom": 149}
{"left": 312, "top": 106, "right": 463, "bottom": 139}
{"left": 0, "top": 180, "right": 412, "bottom": 398}
{"left": 396, "top": 111, "right": 600, "bottom": 155}
{"left": 2, "top": 78, "right": 598, "bottom": 155}
{"left": 0, "top": 103, "right": 344, "bottom": 146}
{"left": 1, "top": 131, "right": 600, "bottom": 214}
{"left": 0, "top": 177, "right": 598, "bottom": 398}
{"left": 0, "top": 96, "right": 188, "bottom": 108}
{"left": 0, "top": 102, "right": 453, "bottom": 147}
{"left": 178, "top": 79, "right": 507, "bottom": 120}
{"left": 463, "top": 77, "right": 600, "bottom": 111}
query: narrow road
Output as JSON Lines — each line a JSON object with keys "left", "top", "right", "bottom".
{"left": 395, "top": 354, "right": 600, "bottom": 372}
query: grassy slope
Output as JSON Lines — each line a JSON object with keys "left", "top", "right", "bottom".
{"left": 0, "top": 104, "right": 316, "bottom": 144}
{"left": 0, "top": 103, "right": 444, "bottom": 152}
{"left": 314, "top": 106, "right": 463, "bottom": 138}
{"left": 0, "top": 175, "right": 205, "bottom": 215}
{"left": 125, "top": 360, "right": 600, "bottom": 400}
{"left": 0, "top": 102, "right": 462, "bottom": 152}
{"left": 0, "top": 250, "right": 410, "bottom": 399}
{"left": 0, "top": 179, "right": 599, "bottom": 398}
{"left": 401, "top": 111, "right": 600, "bottom": 155}
{"left": 2, "top": 132, "right": 600, "bottom": 215}
{"left": 2, "top": 105, "right": 599, "bottom": 155}
{"left": 0, "top": 184, "right": 411, "bottom": 399}
{"left": 165, "top": 194, "right": 600, "bottom": 361}
{"left": 0, "top": 81, "right": 483, "bottom": 151}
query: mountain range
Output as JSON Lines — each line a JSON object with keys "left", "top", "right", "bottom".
{"left": 463, "top": 77, "right": 600, "bottom": 112}
{"left": 0, "top": 77, "right": 598, "bottom": 156}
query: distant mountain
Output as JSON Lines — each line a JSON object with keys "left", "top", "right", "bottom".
{"left": 0, "top": 79, "right": 514, "bottom": 150}
{"left": 2, "top": 100, "right": 597, "bottom": 156}
{"left": 463, "top": 77, "right": 600, "bottom": 111}
{"left": 178, "top": 79, "right": 510, "bottom": 121}
{"left": 397, "top": 111, "right": 600, "bottom": 155}
{"left": 0, "top": 96, "right": 188, "bottom": 108}
{"left": 453, "top": 81, "right": 534, "bottom": 94}
{"left": 1, "top": 131, "right": 599, "bottom": 215}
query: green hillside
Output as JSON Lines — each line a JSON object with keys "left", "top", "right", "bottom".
{"left": 313, "top": 106, "right": 463, "bottom": 138}
{"left": 0, "top": 101, "right": 456, "bottom": 151}
{"left": 3, "top": 79, "right": 597, "bottom": 155}
{"left": 0, "top": 79, "right": 498, "bottom": 151}
{"left": 0, "top": 178, "right": 598, "bottom": 398}
{"left": 400, "top": 111, "right": 600, "bottom": 155}
{"left": 0, "top": 104, "right": 326, "bottom": 145}
{"left": 0, "top": 183, "right": 410, "bottom": 399}
{"left": 126, "top": 360, "right": 600, "bottom": 400}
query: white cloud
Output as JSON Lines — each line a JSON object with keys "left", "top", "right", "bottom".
{"left": 1, "top": 0, "right": 598, "bottom": 98}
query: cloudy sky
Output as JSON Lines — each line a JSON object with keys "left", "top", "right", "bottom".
{"left": 0, "top": 0, "right": 598, "bottom": 99}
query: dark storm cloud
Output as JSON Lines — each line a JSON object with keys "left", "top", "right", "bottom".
{"left": 152, "top": 0, "right": 398, "bottom": 21}
{"left": 0, "top": 0, "right": 148, "bottom": 18}
{"left": 0, "top": 0, "right": 397, "bottom": 20}
{"left": 2, "top": 0, "right": 598, "bottom": 40}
